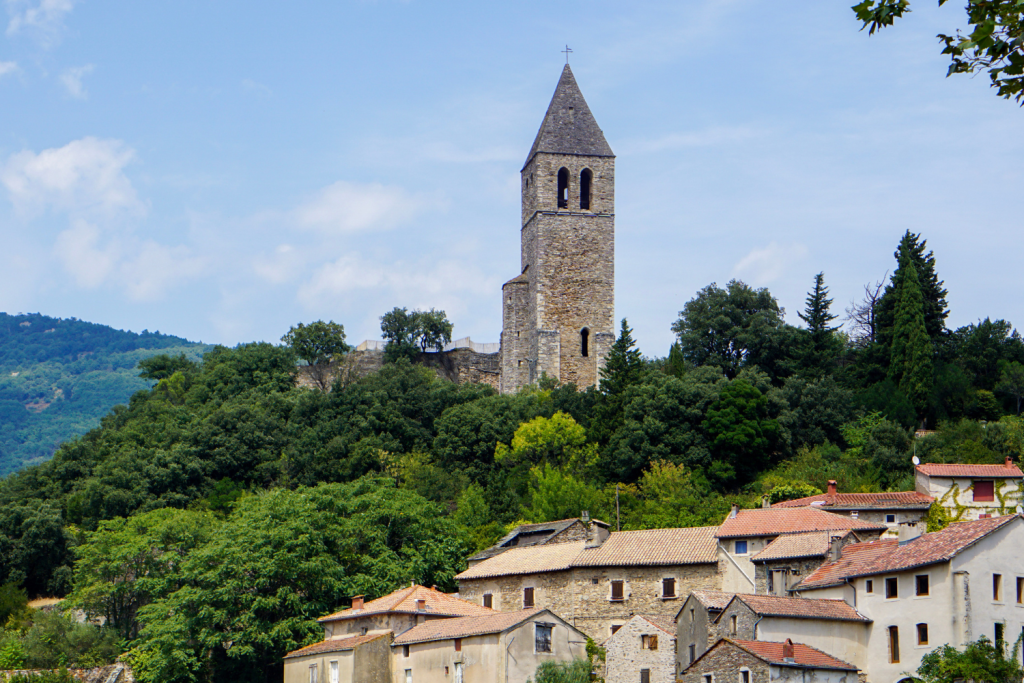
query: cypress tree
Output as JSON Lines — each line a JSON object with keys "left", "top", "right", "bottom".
{"left": 888, "top": 254, "right": 933, "bottom": 418}
{"left": 876, "top": 231, "right": 949, "bottom": 347}
{"left": 600, "top": 319, "right": 644, "bottom": 396}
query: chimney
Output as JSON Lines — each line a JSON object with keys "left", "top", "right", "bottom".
{"left": 352, "top": 595, "right": 364, "bottom": 610}
{"left": 898, "top": 521, "right": 923, "bottom": 545}
{"left": 827, "top": 480, "right": 837, "bottom": 497}
{"left": 782, "top": 638, "right": 795, "bottom": 662}
{"left": 730, "top": 503, "right": 739, "bottom": 519}
{"left": 1007, "top": 456, "right": 1014, "bottom": 469}
{"left": 416, "top": 599, "right": 426, "bottom": 612}
{"left": 761, "top": 495, "right": 770, "bottom": 509}
{"left": 829, "top": 535, "right": 843, "bottom": 562}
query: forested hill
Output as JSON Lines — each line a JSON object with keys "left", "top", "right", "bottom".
{"left": 0, "top": 312, "right": 211, "bottom": 475}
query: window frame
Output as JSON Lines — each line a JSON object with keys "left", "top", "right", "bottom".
{"left": 309, "top": 664, "right": 318, "bottom": 683}
{"left": 886, "top": 514, "right": 896, "bottom": 524}
{"left": 662, "top": 577, "right": 676, "bottom": 599}
{"left": 917, "top": 623, "right": 929, "bottom": 646}
{"left": 1017, "top": 577, "right": 1023, "bottom": 604}
{"left": 865, "top": 579, "right": 873, "bottom": 594}
{"left": 483, "top": 593, "right": 492, "bottom": 609}
{"left": 885, "top": 577, "right": 898, "bottom": 600}
{"left": 915, "top": 574, "right": 930, "bottom": 597}
{"left": 610, "top": 579, "right": 624, "bottom": 602}
{"left": 523, "top": 586, "right": 535, "bottom": 608}
{"left": 740, "top": 669, "right": 751, "bottom": 683}
{"left": 889, "top": 625, "right": 900, "bottom": 664}
{"left": 535, "top": 623, "right": 553, "bottom": 654}
{"left": 734, "top": 540, "right": 748, "bottom": 555}
{"left": 974, "top": 480, "right": 995, "bottom": 502}
{"left": 640, "top": 669, "right": 650, "bottom": 683}
{"left": 994, "top": 574, "right": 1003, "bottom": 601}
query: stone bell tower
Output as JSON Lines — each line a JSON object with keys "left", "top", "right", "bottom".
{"left": 500, "top": 64, "right": 615, "bottom": 393}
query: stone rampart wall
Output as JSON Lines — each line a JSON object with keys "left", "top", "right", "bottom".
{"left": 295, "top": 348, "right": 499, "bottom": 392}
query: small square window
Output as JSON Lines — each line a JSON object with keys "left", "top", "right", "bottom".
{"left": 886, "top": 514, "right": 896, "bottom": 524}
{"left": 592, "top": 578, "right": 599, "bottom": 585}
{"left": 916, "top": 575, "right": 929, "bottom": 596}
{"left": 886, "top": 577, "right": 898, "bottom": 599}
{"left": 483, "top": 593, "right": 492, "bottom": 609}
{"left": 975, "top": 480, "right": 995, "bottom": 502}
{"left": 917, "top": 623, "right": 928, "bottom": 645}
{"left": 734, "top": 540, "right": 748, "bottom": 555}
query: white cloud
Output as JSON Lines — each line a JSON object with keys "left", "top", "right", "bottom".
{"left": 0, "top": 61, "right": 17, "bottom": 77}
{"left": 294, "top": 181, "right": 424, "bottom": 233}
{"left": 119, "top": 241, "right": 207, "bottom": 301}
{"left": 253, "top": 244, "right": 304, "bottom": 284}
{"left": 6, "top": 0, "right": 76, "bottom": 46}
{"left": 1, "top": 137, "right": 142, "bottom": 217}
{"left": 53, "top": 219, "right": 119, "bottom": 288}
{"left": 732, "top": 241, "right": 809, "bottom": 285}
{"left": 59, "top": 63, "right": 93, "bottom": 99}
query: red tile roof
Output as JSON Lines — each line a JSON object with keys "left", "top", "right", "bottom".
{"left": 284, "top": 633, "right": 387, "bottom": 659}
{"left": 916, "top": 463, "right": 1023, "bottom": 478}
{"left": 636, "top": 614, "right": 676, "bottom": 636}
{"left": 732, "top": 639, "right": 858, "bottom": 671}
{"left": 722, "top": 594, "right": 869, "bottom": 622}
{"left": 458, "top": 527, "right": 718, "bottom": 580}
{"left": 794, "top": 514, "right": 1021, "bottom": 589}
{"left": 716, "top": 507, "right": 886, "bottom": 538}
{"left": 752, "top": 530, "right": 861, "bottom": 562}
{"left": 392, "top": 608, "right": 551, "bottom": 645}
{"left": 571, "top": 527, "right": 718, "bottom": 566}
{"left": 318, "top": 585, "right": 493, "bottom": 622}
{"left": 773, "top": 491, "right": 933, "bottom": 509}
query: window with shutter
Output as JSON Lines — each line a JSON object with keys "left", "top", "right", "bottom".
{"left": 611, "top": 580, "right": 624, "bottom": 601}
{"left": 974, "top": 480, "right": 995, "bottom": 502}
{"left": 524, "top": 587, "right": 534, "bottom": 608}
{"left": 662, "top": 578, "right": 676, "bottom": 598}
{"left": 649, "top": 635, "right": 658, "bottom": 651}
{"left": 640, "top": 669, "right": 650, "bottom": 683}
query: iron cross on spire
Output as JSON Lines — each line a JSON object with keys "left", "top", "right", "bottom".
{"left": 562, "top": 45, "right": 572, "bottom": 64}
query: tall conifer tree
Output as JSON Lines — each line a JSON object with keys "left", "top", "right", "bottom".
{"left": 600, "top": 319, "right": 644, "bottom": 396}
{"left": 876, "top": 231, "right": 949, "bottom": 347}
{"left": 888, "top": 254, "right": 933, "bottom": 418}
{"left": 799, "top": 272, "right": 840, "bottom": 356}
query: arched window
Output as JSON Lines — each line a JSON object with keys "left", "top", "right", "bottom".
{"left": 581, "top": 328, "right": 590, "bottom": 357}
{"left": 580, "top": 169, "right": 592, "bottom": 210}
{"left": 557, "top": 168, "right": 569, "bottom": 209}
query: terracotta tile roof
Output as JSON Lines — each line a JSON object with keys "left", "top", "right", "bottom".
{"left": 732, "top": 639, "right": 858, "bottom": 671}
{"left": 794, "top": 514, "right": 1021, "bottom": 590}
{"left": 284, "top": 633, "right": 387, "bottom": 659}
{"left": 773, "top": 491, "right": 933, "bottom": 509}
{"left": 459, "top": 527, "right": 717, "bottom": 580}
{"left": 392, "top": 608, "right": 550, "bottom": 645}
{"left": 688, "top": 590, "right": 736, "bottom": 611}
{"left": 752, "top": 530, "right": 858, "bottom": 562}
{"left": 318, "top": 585, "right": 493, "bottom": 622}
{"left": 722, "top": 594, "right": 869, "bottom": 622}
{"left": 916, "top": 462, "right": 1023, "bottom": 478}
{"left": 571, "top": 527, "right": 718, "bottom": 566}
{"left": 716, "top": 507, "right": 886, "bottom": 538}
{"left": 457, "top": 541, "right": 584, "bottom": 580}
{"left": 636, "top": 614, "right": 676, "bottom": 636}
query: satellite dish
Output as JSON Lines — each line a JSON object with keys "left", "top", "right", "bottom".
{"left": 1016, "top": 505, "right": 1023, "bottom": 515}
{"left": 912, "top": 456, "right": 921, "bottom": 466}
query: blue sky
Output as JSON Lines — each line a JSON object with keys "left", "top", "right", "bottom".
{"left": 1, "top": 0, "right": 1021, "bottom": 356}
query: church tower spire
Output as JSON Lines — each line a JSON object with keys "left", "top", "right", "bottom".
{"left": 500, "top": 65, "right": 616, "bottom": 393}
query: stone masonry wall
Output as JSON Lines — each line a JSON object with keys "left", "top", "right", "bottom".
{"left": 680, "top": 642, "right": 769, "bottom": 683}
{"left": 296, "top": 348, "right": 499, "bottom": 392}
{"left": 458, "top": 564, "right": 718, "bottom": 642}
{"left": 605, "top": 617, "right": 677, "bottom": 683}
{"left": 754, "top": 557, "right": 828, "bottom": 595}
{"left": 715, "top": 600, "right": 760, "bottom": 641}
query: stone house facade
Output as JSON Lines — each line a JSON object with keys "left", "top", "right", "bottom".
{"left": 750, "top": 530, "right": 861, "bottom": 595}
{"left": 391, "top": 608, "right": 587, "bottom": 683}
{"left": 915, "top": 460, "right": 1023, "bottom": 522}
{"left": 604, "top": 615, "right": 677, "bottom": 683}
{"left": 792, "top": 514, "right": 1024, "bottom": 683}
{"left": 456, "top": 527, "right": 720, "bottom": 641}
{"left": 676, "top": 590, "right": 735, "bottom": 670}
{"left": 680, "top": 639, "right": 858, "bottom": 683}
{"left": 499, "top": 64, "right": 616, "bottom": 393}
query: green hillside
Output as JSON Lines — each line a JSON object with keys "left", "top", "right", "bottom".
{"left": 0, "top": 312, "right": 211, "bottom": 475}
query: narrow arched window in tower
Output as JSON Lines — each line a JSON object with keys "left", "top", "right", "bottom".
{"left": 581, "top": 328, "right": 590, "bottom": 357}
{"left": 580, "top": 169, "right": 592, "bottom": 210}
{"left": 557, "top": 167, "right": 569, "bottom": 209}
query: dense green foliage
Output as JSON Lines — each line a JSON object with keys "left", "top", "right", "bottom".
{"left": 1, "top": 230, "right": 1023, "bottom": 681}
{"left": 0, "top": 313, "right": 210, "bottom": 475}
{"left": 917, "top": 636, "right": 1024, "bottom": 683}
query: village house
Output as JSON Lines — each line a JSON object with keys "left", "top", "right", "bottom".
{"left": 750, "top": 530, "right": 862, "bottom": 595}
{"left": 676, "top": 590, "right": 735, "bottom": 668}
{"left": 773, "top": 480, "right": 933, "bottom": 536}
{"left": 680, "top": 638, "right": 859, "bottom": 683}
{"left": 283, "top": 585, "right": 494, "bottom": 683}
{"left": 391, "top": 608, "right": 587, "bottom": 683}
{"left": 456, "top": 525, "right": 719, "bottom": 641}
{"left": 915, "top": 459, "right": 1023, "bottom": 522}
{"left": 465, "top": 517, "right": 608, "bottom": 568}
{"left": 790, "top": 514, "right": 1024, "bottom": 683}
{"left": 603, "top": 614, "right": 676, "bottom": 683}
{"left": 716, "top": 505, "right": 887, "bottom": 593}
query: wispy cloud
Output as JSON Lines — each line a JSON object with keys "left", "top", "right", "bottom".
{"left": 241, "top": 78, "right": 272, "bottom": 97}
{"left": 1, "top": 137, "right": 142, "bottom": 217}
{"left": 294, "top": 180, "right": 428, "bottom": 234}
{"left": 6, "top": 0, "right": 77, "bottom": 47}
{"left": 732, "top": 241, "right": 809, "bottom": 285}
{"left": 59, "top": 63, "right": 93, "bottom": 99}
{"left": 53, "top": 219, "right": 119, "bottom": 288}
{"left": 0, "top": 61, "right": 17, "bottom": 77}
